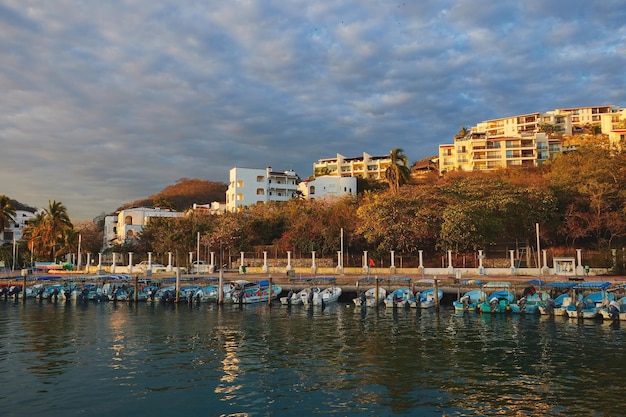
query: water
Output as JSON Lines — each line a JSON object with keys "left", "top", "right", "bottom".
{"left": 1, "top": 299, "right": 624, "bottom": 417}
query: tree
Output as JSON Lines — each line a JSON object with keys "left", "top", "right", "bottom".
{"left": 41, "top": 200, "right": 74, "bottom": 260}
{"left": 385, "top": 147, "right": 411, "bottom": 194}
{"left": 0, "top": 195, "right": 15, "bottom": 231}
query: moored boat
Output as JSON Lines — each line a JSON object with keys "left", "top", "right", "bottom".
{"left": 565, "top": 281, "right": 613, "bottom": 319}
{"left": 453, "top": 289, "right": 487, "bottom": 313}
{"left": 477, "top": 282, "right": 514, "bottom": 314}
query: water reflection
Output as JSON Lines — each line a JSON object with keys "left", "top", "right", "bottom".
{"left": 1, "top": 300, "right": 625, "bottom": 416}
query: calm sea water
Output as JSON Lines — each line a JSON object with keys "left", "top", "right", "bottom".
{"left": 0, "top": 298, "right": 624, "bottom": 417}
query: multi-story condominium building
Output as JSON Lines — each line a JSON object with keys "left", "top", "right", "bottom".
{"left": 103, "top": 207, "right": 184, "bottom": 247}
{"left": 475, "top": 105, "right": 621, "bottom": 138}
{"left": 439, "top": 105, "right": 624, "bottom": 173}
{"left": 226, "top": 167, "right": 300, "bottom": 212}
{"left": 0, "top": 209, "right": 36, "bottom": 245}
{"left": 439, "top": 133, "right": 560, "bottom": 173}
{"left": 313, "top": 152, "right": 392, "bottom": 180}
{"left": 297, "top": 175, "right": 357, "bottom": 200}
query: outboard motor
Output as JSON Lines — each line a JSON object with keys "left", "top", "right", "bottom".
{"left": 359, "top": 291, "right": 367, "bottom": 306}
{"left": 148, "top": 288, "right": 155, "bottom": 301}
{"left": 0, "top": 286, "right": 8, "bottom": 299}
{"left": 9, "top": 286, "right": 22, "bottom": 299}
{"left": 461, "top": 295, "right": 470, "bottom": 310}
{"left": 545, "top": 298, "right": 555, "bottom": 315}
{"left": 37, "top": 286, "right": 46, "bottom": 299}
{"left": 609, "top": 301, "right": 620, "bottom": 321}
{"left": 576, "top": 300, "right": 585, "bottom": 318}
{"left": 51, "top": 287, "right": 60, "bottom": 301}
{"left": 490, "top": 297, "right": 499, "bottom": 312}
{"left": 187, "top": 290, "right": 193, "bottom": 304}
{"left": 111, "top": 287, "right": 119, "bottom": 302}
{"left": 518, "top": 296, "right": 527, "bottom": 312}
{"left": 80, "top": 288, "right": 90, "bottom": 302}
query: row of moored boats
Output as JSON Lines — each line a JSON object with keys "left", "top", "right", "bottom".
{"left": 452, "top": 280, "right": 626, "bottom": 321}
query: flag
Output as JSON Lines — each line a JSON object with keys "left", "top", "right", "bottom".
{"left": 369, "top": 258, "right": 375, "bottom": 267}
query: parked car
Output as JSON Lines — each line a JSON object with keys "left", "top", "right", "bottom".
{"left": 133, "top": 261, "right": 166, "bottom": 272}
{"left": 191, "top": 261, "right": 211, "bottom": 273}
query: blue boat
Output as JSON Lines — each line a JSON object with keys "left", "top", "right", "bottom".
{"left": 478, "top": 282, "right": 514, "bottom": 314}
{"left": 453, "top": 289, "right": 487, "bottom": 313}
{"left": 565, "top": 281, "right": 613, "bottom": 319}
{"left": 538, "top": 281, "right": 576, "bottom": 316}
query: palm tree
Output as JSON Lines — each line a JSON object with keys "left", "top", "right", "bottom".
{"left": 21, "top": 212, "right": 46, "bottom": 260}
{"left": 0, "top": 195, "right": 16, "bottom": 231}
{"left": 40, "top": 200, "right": 74, "bottom": 260}
{"left": 385, "top": 147, "right": 411, "bottom": 194}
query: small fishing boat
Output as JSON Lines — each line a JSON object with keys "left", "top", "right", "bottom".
{"left": 565, "top": 281, "right": 613, "bottom": 319}
{"left": 353, "top": 277, "right": 386, "bottom": 307}
{"left": 280, "top": 278, "right": 313, "bottom": 305}
{"left": 299, "top": 278, "right": 341, "bottom": 306}
{"left": 232, "top": 280, "right": 282, "bottom": 304}
{"left": 599, "top": 284, "right": 626, "bottom": 321}
{"left": 477, "top": 282, "right": 514, "bottom": 314}
{"left": 383, "top": 287, "right": 413, "bottom": 308}
{"left": 353, "top": 286, "right": 387, "bottom": 307}
{"left": 538, "top": 282, "right": 576, "bottom": 316}
{"left": 410, "top": 288, "right": 443, "bottom": 309}
{"left": 453, "top": 289, "right": 487, "bottom": 313}
{"left": 510, "top": 284, "right": 549, "bottom": 314}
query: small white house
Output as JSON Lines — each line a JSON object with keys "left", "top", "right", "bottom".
{"left": 298, "top": 175, "right": 357, "bottom": 199}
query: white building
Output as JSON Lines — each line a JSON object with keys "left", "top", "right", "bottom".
{"left": 226, "top": 167, "right": 300, "bottom": 212}
{"left": 0, "top": 209, "right": 36, "bottom": 244}
{"left": 103, "top": 207, "right": 184, "bottom": 247}
{"left": 313, "top": 152, "right": 391, "bottom": 180}
{"left": 191, "top": 202, "right": 227, "bottom": 215}
{"left": 297, "top": 175, "right": 357, "bottom": 200}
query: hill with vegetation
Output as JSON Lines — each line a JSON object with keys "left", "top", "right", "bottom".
{"left": 119, "top": 178, "right": 228, "bottom": 212}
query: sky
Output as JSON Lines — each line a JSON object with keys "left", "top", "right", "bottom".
{"left": 1, "top": 1, "right": 626, "bottom": 221}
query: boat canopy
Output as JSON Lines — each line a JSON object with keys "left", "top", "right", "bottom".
{"left": 546, "top": 281, "right": 577, "bottom": 289}
{"left": 387, "top": 277, "right": 412, "bottom": 284}
{"left": 483, "top": 281, "right": 512, "bottom": 288}
{"left": 574, "top": 281, "right": 612, "bottom": 290}
{"left": 357, "top": 277, "right": 384, "bottom": 284}
{"left": 525, "top": 279, "right": 547, "bottom": 286}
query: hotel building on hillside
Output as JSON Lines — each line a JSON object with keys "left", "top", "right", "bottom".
{"left": 313, "top": 152, "right": 392, "bottom": 180}
{"left": 226, "top": 167, "right": 300, "bottom": 212}
{"left": 439, "top": 105, "right": 625, "bottom": 173}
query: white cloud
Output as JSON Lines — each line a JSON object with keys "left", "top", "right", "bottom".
{"left": 1, "top": 0, "right": 625, "bottom": 219}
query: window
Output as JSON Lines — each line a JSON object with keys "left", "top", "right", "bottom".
{"left": 257, "top": 176, "right": 264, "bottom": 182}
{"left": 237, "top": 180, "right": 244, "bottom": 187}
{"left": 256, "top": 188, "right": 264, "bottom": 195}
{"left": 310, "top": 186, "right": 315, "bottom": 195}
{"left": 125, "top": 216, "right": 133, "bottom": 225}
{"left": 237, "top": 193, "right": 243, "bottom": 201}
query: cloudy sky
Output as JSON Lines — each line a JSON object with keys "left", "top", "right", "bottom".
{"left": 1, "top": 1, "right": 625, "bottom": 220}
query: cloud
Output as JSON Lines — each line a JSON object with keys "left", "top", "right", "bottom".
{"left": 1, "top": 0, "right": 625, "bottom": 220}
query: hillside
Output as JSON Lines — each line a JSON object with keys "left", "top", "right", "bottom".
{"left": 119, "top": 178, "right": 228, "bottom": 212}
